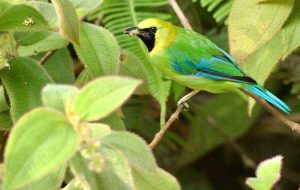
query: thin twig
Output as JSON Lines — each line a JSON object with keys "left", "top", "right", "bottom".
{"left": 38, "top": 50, "right": 56, "bottom": 65}
{"left": 207, "top": 116, "right": 256, "bottom": 168}
{"left": 149, "top": 104, "right": 185, "bottom": 149}
{"left": 241, "top": 89, "right": 300, "bottom": 133}
{"left": 168, "top": 0, "right": 192, "bottom": 30}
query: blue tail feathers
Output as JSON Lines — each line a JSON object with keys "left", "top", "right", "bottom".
{"left": 244, "top": 84, "right": 291, "bottom": 114}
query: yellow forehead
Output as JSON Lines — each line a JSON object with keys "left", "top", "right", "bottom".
{"left": 137, "top": 18, "right": 171, "bottom": 29}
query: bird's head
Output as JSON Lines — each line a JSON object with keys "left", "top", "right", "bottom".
{"left": 124, "top": 18, "right": 176, "bottom": 53}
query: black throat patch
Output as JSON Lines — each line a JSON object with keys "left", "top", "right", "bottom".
{"left": 137, "top": 27, "right": 157, "bottom": 52}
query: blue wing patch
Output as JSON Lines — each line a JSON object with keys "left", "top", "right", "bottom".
{"left": 171, "top": 56, "right": 256, "bottom": 84}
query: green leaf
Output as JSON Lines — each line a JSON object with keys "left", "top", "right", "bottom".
{"left": 14, "top": 31, "right": 50, "bottom": 46}
{"left": 228, "top": 0, "right": 294, "bottom": 63}
{"left": 42, "top": 84, "right": 79, "bottom": 112}
{"left": 12, "top": 1, "right": 58, "bottom": 46}
{"left": 102, "top": 132, "right": 157, "bottom": 171}
{"left": 74, "top": 22, "right": 120, "bottom": 77}
{"left": 242, "top": 32, "right": 283, "bottom": 85}
{"left": 27, "top": 1, "right": 58, "bottom": 28}
{"left": 200, "top": 0, "right": 232, "bottom": 23}
{"left": 18, "top": 32, "right": 69, "bottom": 57}
{"left": 70, "top": 0, "right": 103, "bottom": 18}
{"left": 87, "top": 123, "right": 112, "bottom": 139}
{"left": 70, "top": 144, "right": 135, "bottom": 190}
{"left": 0, "top": 57, "right": 53, "bottom": 121}
{"left": 3, "top": 108, "right": 79, "bottom": 190}
{"left": 281, "top": 0, "right": 300, "bottom": 59}
{"left": 52, "top": 0, "right": 80, "bottom": 44}
{"left": 73, "top": 76, "right": 141, "bottom": 121}
{"left": 0, "top": 4, "right": 50, "bottom": 32}
{"left": 42, "top": 48, "right": 75, "bottom": 84}
{"left": 120, "top": 50, "right": 148, "bottom": 95}
{"left": 0, "top": 110, "right": 12, "bottom": 130}
{"left": 0, "top": 0, "right": 12, "bottom": 14}
{"left": 132, "top": 168, "right": 181, "bottom": 190}
{"left": 102, "top": 112, "right": 126, "bottom": 131}
{"left": 246, "top": 155, "right": 283, "bottom": 190}
{"left": 21, "top": 165, "right": 66, "bottom": 190}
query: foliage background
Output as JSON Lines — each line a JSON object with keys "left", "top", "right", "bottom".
{"left": 0, "top": 0, "right": 300, "bottom": 189}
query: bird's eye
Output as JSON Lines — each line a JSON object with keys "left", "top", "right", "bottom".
{"left": 149, "top": 27, "right": 157, "bottom": 33}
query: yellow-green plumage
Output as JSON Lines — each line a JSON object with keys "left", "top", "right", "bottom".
{"left": 125, "top": 18, "right": 291, "bottom": 113}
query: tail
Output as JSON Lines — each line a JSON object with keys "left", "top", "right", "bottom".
{"left": 242, "top": 84, "right": 291, "bottom": 114}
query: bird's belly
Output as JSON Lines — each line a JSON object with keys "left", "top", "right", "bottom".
{"left": 177, "top": 75, "right": 236, "bottom": 93}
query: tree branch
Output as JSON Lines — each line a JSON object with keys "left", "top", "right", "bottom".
{"left": 149, "top": 104, "right": 185, "bottom": 149}
{"left": 38, "top": 50, "right": 56, "bottom": 65}
{"left": 241, "top": 89, "right": 300, "bottom": 133}
{"left": 168, "top": 0, "right": 192, "bottom": 30}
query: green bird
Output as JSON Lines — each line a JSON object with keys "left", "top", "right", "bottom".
{"left": 124, "top": 18, "right": 291, "bottom": 113}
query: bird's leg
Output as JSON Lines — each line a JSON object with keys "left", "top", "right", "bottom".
{"left": 177, "top": 90, "right": 200, "bottom": 109}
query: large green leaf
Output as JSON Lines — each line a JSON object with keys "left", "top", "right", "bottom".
{"left": 52, "top": 0, "right": 80, "bottom": 44}
{"left": 3, "top": 108, "right": 79, "bottom": 190}
{"left": 228, "top": 0, "right": 294, "bottom": 63}
{"left": 281, "top": 0, "right": 300, "bottom": 59}
{"left": 14, "top": 31, "right": 50, "bottom": 46}
{"left": 102, "top": 132, "right": 157, "bottom": 171}
{"left": 242, "top": 32, "right": 283, "bottom": 85}
{"left": 70, "top": 0, "right": 103, "bottom": 18}
{"left": 42, "top": 84, "right": 79, "bottom": 113}
{"left": 70, "top": 145, "right": 135, "bottom": 190}
{"left": 72, "top": 76, "right": 141, "bottom": 121}
{"left": 246, "top": 155, "right": 283, "bottom": 190}
{"left": 0, "top": 4, "right": 50, "bottom": 32}
{"left": 21, "top": 165, "right": 66, "bottom": 190}
{"left": 74, "top": 22, "right": 120, "bottom": 77}
{"left": 27, "top": 1, "right": 58, "bottom": 28}
{"left": 0, "top": 57, "right": 53, "bottom": 121}
{"left": 18, "top": 32, "right": 69, "bottom": 57}
{"left": 99, "top": 0, "right": 172, "bottom": 125}
{"left": 132, "top": 167, "right": 181, "bottom": 190}
{"left": 120, "top": 50, "right": 148, "bottom": 95}
{"left": 0, "top": 0, "right": 12, "bottom": 14}
{"left": 42, "top": 48, "right": 75, "bottom": 84}
{"left": 12, "top": 1, "right": 58, "bottom": 46}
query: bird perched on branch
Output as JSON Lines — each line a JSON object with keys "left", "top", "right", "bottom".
{"left": 124, "top": 18, "right": 291, "bottom": 114}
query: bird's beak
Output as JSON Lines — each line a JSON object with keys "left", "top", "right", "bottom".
{"left": 124, "top": 27, "right": 140, "bottom": 36}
